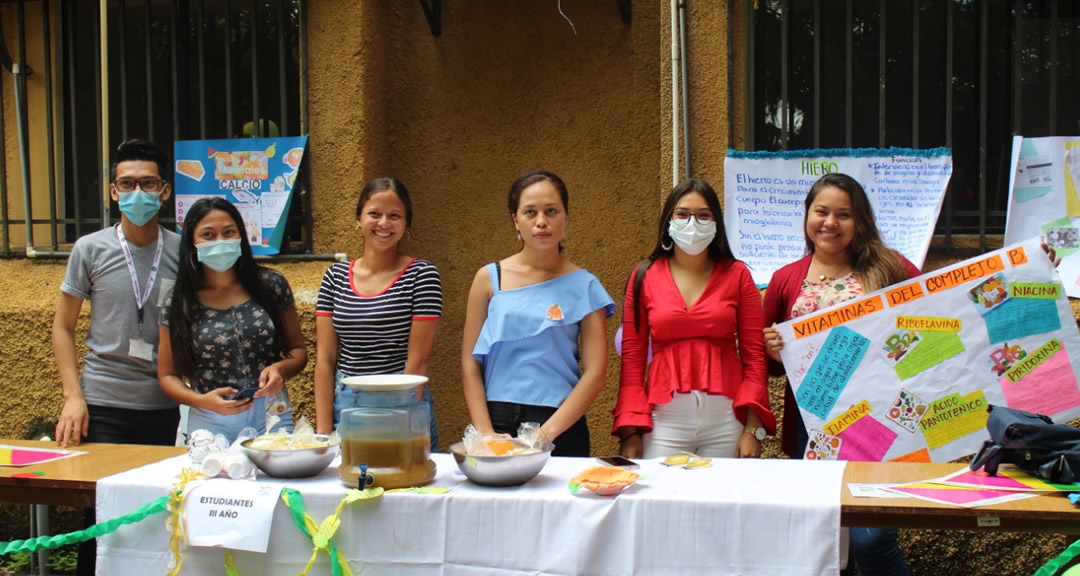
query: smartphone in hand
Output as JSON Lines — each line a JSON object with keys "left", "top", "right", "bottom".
{"left": 596, "top": 455, "right": 639, "bottom": 469}
{"left": 225, "top": 384, "right": 259, "bottom": 401}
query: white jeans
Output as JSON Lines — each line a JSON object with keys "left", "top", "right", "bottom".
{"left": 643, "top": 391, "right": 744, "bottom": 458}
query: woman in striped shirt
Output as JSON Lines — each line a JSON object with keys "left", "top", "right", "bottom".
{"left": 314, "top": 178, "right": 443, "bottom": 450}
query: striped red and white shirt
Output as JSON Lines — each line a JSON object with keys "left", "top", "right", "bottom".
{"left": 316, "top": 258, "right": 442, "bottom": 376}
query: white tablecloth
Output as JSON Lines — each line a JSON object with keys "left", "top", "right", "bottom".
{"left": 97, "top": 453, "right": 846, "bottom": 575}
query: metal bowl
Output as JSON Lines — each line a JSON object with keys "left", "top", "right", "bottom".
{"left": 448, "top": 440, "right": 555, "bottom": 487}
{"left": 240, "top": 435, "right": 339, "bottom": 479}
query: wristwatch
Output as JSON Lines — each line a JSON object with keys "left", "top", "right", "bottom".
{"left": 743, "top": 425, "right": 766, "bottom": 441}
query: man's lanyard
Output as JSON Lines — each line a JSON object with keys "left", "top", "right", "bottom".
{"left": 116, "top": 223, "right": 164, "bottom": 334}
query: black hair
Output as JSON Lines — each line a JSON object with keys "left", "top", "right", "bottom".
{"left": 356, "top": 177, "right": 413, "bottom": 227}
{"left": 111, "top": 139, "right": 170, "bottom": 182}
{"left": 507, "top": 170, "right": 569, "bottom": 253}
{"left": 167, "top": 197, "right": 290, "bottom": 382}
{"left": 630, "top": 178, "right": 735, "bottom": 331}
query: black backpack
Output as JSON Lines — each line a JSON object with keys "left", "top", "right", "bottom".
{"left": 969, "top": 405, "right": 1080, "bottom": 484}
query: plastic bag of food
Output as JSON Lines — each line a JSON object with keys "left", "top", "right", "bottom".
{"left": 245, "top": 416, "right": 335, "bottom": 450}
{"left": 461, "top": 423, "right": 542, "bottom": 456}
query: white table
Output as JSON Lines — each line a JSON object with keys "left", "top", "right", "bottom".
{"left": 97, "top": 453, "right": 845, "bottom": 575}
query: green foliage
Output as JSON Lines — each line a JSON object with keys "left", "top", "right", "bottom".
{"left": 47, "top": 548, "right": 78, "bottom": 574}
{"left": 0, "top": 551, "right": 31, "bottom": 571}
{"left": 0, "top": 546, "right": 78, "bottom": 575}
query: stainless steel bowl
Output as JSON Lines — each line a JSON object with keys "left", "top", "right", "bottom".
{"left": 240, "top": 435, "right": 339, "bottom": 479}
{"left": 448, "top": 440, "right": 555, "bottom": 487}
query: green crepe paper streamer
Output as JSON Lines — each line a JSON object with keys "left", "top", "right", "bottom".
{"left": 282, "top": 488, "right": 347, "bottom": 576}
{"left": 0, "top": 494, "right": 171, "bottom": 556}
{"left": 1032, "top": 538, "right": 1080, "bottom": 576}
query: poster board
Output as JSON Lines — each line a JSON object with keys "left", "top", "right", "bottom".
{"left": 724, "top": 147, "right": 951, "bottom": 286}
{"left": 1003, "top": 135, "right": 1080, "bottom": 297}
{"left": 173, "top": 136, "right": 308, "bottom": 255}
{"left": 774, "top": 237, "right": 1080, "bottom": 463}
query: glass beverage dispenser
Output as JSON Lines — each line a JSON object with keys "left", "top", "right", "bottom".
{"left": 337, "top": 374, "right": 436, "bottom": 489}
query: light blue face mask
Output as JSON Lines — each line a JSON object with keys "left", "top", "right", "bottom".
{"left": 196, "top": 239, "right": 243, "bottom": 272}
{"left": 117, "top": 190, "right": 162, "bottom": 226}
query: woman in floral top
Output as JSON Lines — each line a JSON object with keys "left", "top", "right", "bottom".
{"left": 159, "top": 198, "right": 307, "bottom": 443}
{"left": 762, "top": 173, "right": 918, "bottom": 576}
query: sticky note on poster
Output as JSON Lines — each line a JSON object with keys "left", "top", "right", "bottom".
{"left": 1041, "top": 217, "right": 1080, "bottom": 259}
{"left": 890, "top": 448, "right": 931, "bottom": 463}
{"left": 796, "top": 326, "right": 870, "bottom": 420}
{"left": 984, "top": 297, "right": 1061, "bottom": 344}
{"left": 824, "top": 401, "right": 873, "bottom": 437}
{"left": 837, "top": 415, "right": 898, "bottom": 462}
{"left": 1010, "top": 282, "right": 1062, "bottom": 299}
{"left": 920, "top": 390, "right": 989, "bottom": 450}
{"left": 892, "top": 330, "right": 966, "bottom": 381}
{"left": 1001, "top": 339, "right": 1080, "bottom": 415}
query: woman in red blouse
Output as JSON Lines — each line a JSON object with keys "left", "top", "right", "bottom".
{"left": 612, "top": 178, "right": 774, "bottom": 459}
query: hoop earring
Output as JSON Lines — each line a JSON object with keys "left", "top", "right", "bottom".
{"left": 405, "top": 229, "right": 412, "bottom": 241}
{"left": 661, "top": 236, "right": 673, "bottom": 251}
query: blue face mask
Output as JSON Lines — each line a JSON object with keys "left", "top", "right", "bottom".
{"left": 117, "top": 190, "right": 162, "bottom": 226}
{"left": 196, "top": 239, "right": 243, "bottom": 272}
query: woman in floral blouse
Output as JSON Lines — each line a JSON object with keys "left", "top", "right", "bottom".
{"left": 762, "top": 173, "right": 918, "bottom": 576}
{"left": 158, "top": 198, "right": 307, "bottom": 443}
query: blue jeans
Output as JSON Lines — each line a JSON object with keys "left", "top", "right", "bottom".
{"left": 187, "top": 395, "right": 295, "bottom": 445}
{"left": 795, "top": 416, "right": 910, "bottom": 576}
{"left": 333, "top": 371, "right": 440, "bottom": 453}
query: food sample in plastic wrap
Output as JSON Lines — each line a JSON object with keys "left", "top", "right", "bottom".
{"left": 246, "top": 416, "right": 338, "bottom": 450}
{"left": 461, "top": 422, "right": 542, "bottom": 456}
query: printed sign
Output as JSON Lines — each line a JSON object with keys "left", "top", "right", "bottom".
{"left": 1004, "top": 135, "right": 1080, "bottom": 297}
{"left": 724, "top": 147, "right": 951, "bottom": 286}
{"left": 174, "top": 136, "right": 308, "bottom": 255}
{"left": 185, "top": 479, "right": 282, "bottom": 552}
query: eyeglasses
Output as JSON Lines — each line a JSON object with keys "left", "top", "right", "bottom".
{"left": 672, "top": 209, "right": 715, "bottom": 223}
{"left": 114, "top": 177, "right": 166, "bottom": 193}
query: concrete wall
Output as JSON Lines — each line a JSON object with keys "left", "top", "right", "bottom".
{"left": 305, "top": 1, "right": 668, "bottom": 454}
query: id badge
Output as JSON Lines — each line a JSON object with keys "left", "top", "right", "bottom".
{"left": 129, "top": 338, "right": 154, "bottom": 361}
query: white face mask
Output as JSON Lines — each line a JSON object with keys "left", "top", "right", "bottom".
{"left": 667, "top": 218, "right": 717, "bottom": 256}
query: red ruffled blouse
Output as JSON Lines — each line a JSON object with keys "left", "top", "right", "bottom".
{"left": 612, "top": 256, "right": 775, "bottom": 435}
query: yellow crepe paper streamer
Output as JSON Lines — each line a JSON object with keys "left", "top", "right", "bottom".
{"left": 281, "top": 486, "right": 383, "bottom": 576}
{"left": 225, "top": 551, "right": 240, "bottom": 576}
{"left": 165, "top": 468, "right": 207, "bottom": 576}
{"left": 384, "top": 486, "right": 452, "bottom": 494}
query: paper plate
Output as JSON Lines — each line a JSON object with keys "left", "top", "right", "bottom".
{"left": 340, "top": 374, "right": 429, "bottom": 391}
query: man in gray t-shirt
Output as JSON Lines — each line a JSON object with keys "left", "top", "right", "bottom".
{"left": 53, "top": 139, "right": 181, "bottom": 448}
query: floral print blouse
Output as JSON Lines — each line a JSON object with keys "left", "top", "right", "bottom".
{"left": 161, "top": 269, "right": 294, "bottom": 394}
{"left": 790, "top": 272, "right": 864, "bottom": 319}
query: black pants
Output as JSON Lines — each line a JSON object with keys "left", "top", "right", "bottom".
{"left": 487, "top": 401, "right": 590, "bottom": 457}
{"left": 78, "top": 405, "right": 180, "bottom": 576}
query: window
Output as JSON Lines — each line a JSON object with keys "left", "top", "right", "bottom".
{"left": 742, "top": 0, "right": 1080, "bottom": 248}
{"left": 1, "top": 0, "right": 308, "bottom": 256}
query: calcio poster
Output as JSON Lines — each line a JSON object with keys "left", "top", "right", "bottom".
{"left": 774, "top": 237, "right": 1080, "bottom": 463}
{"left": 173, "top": 136, "right": 308, "bottom": 255}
